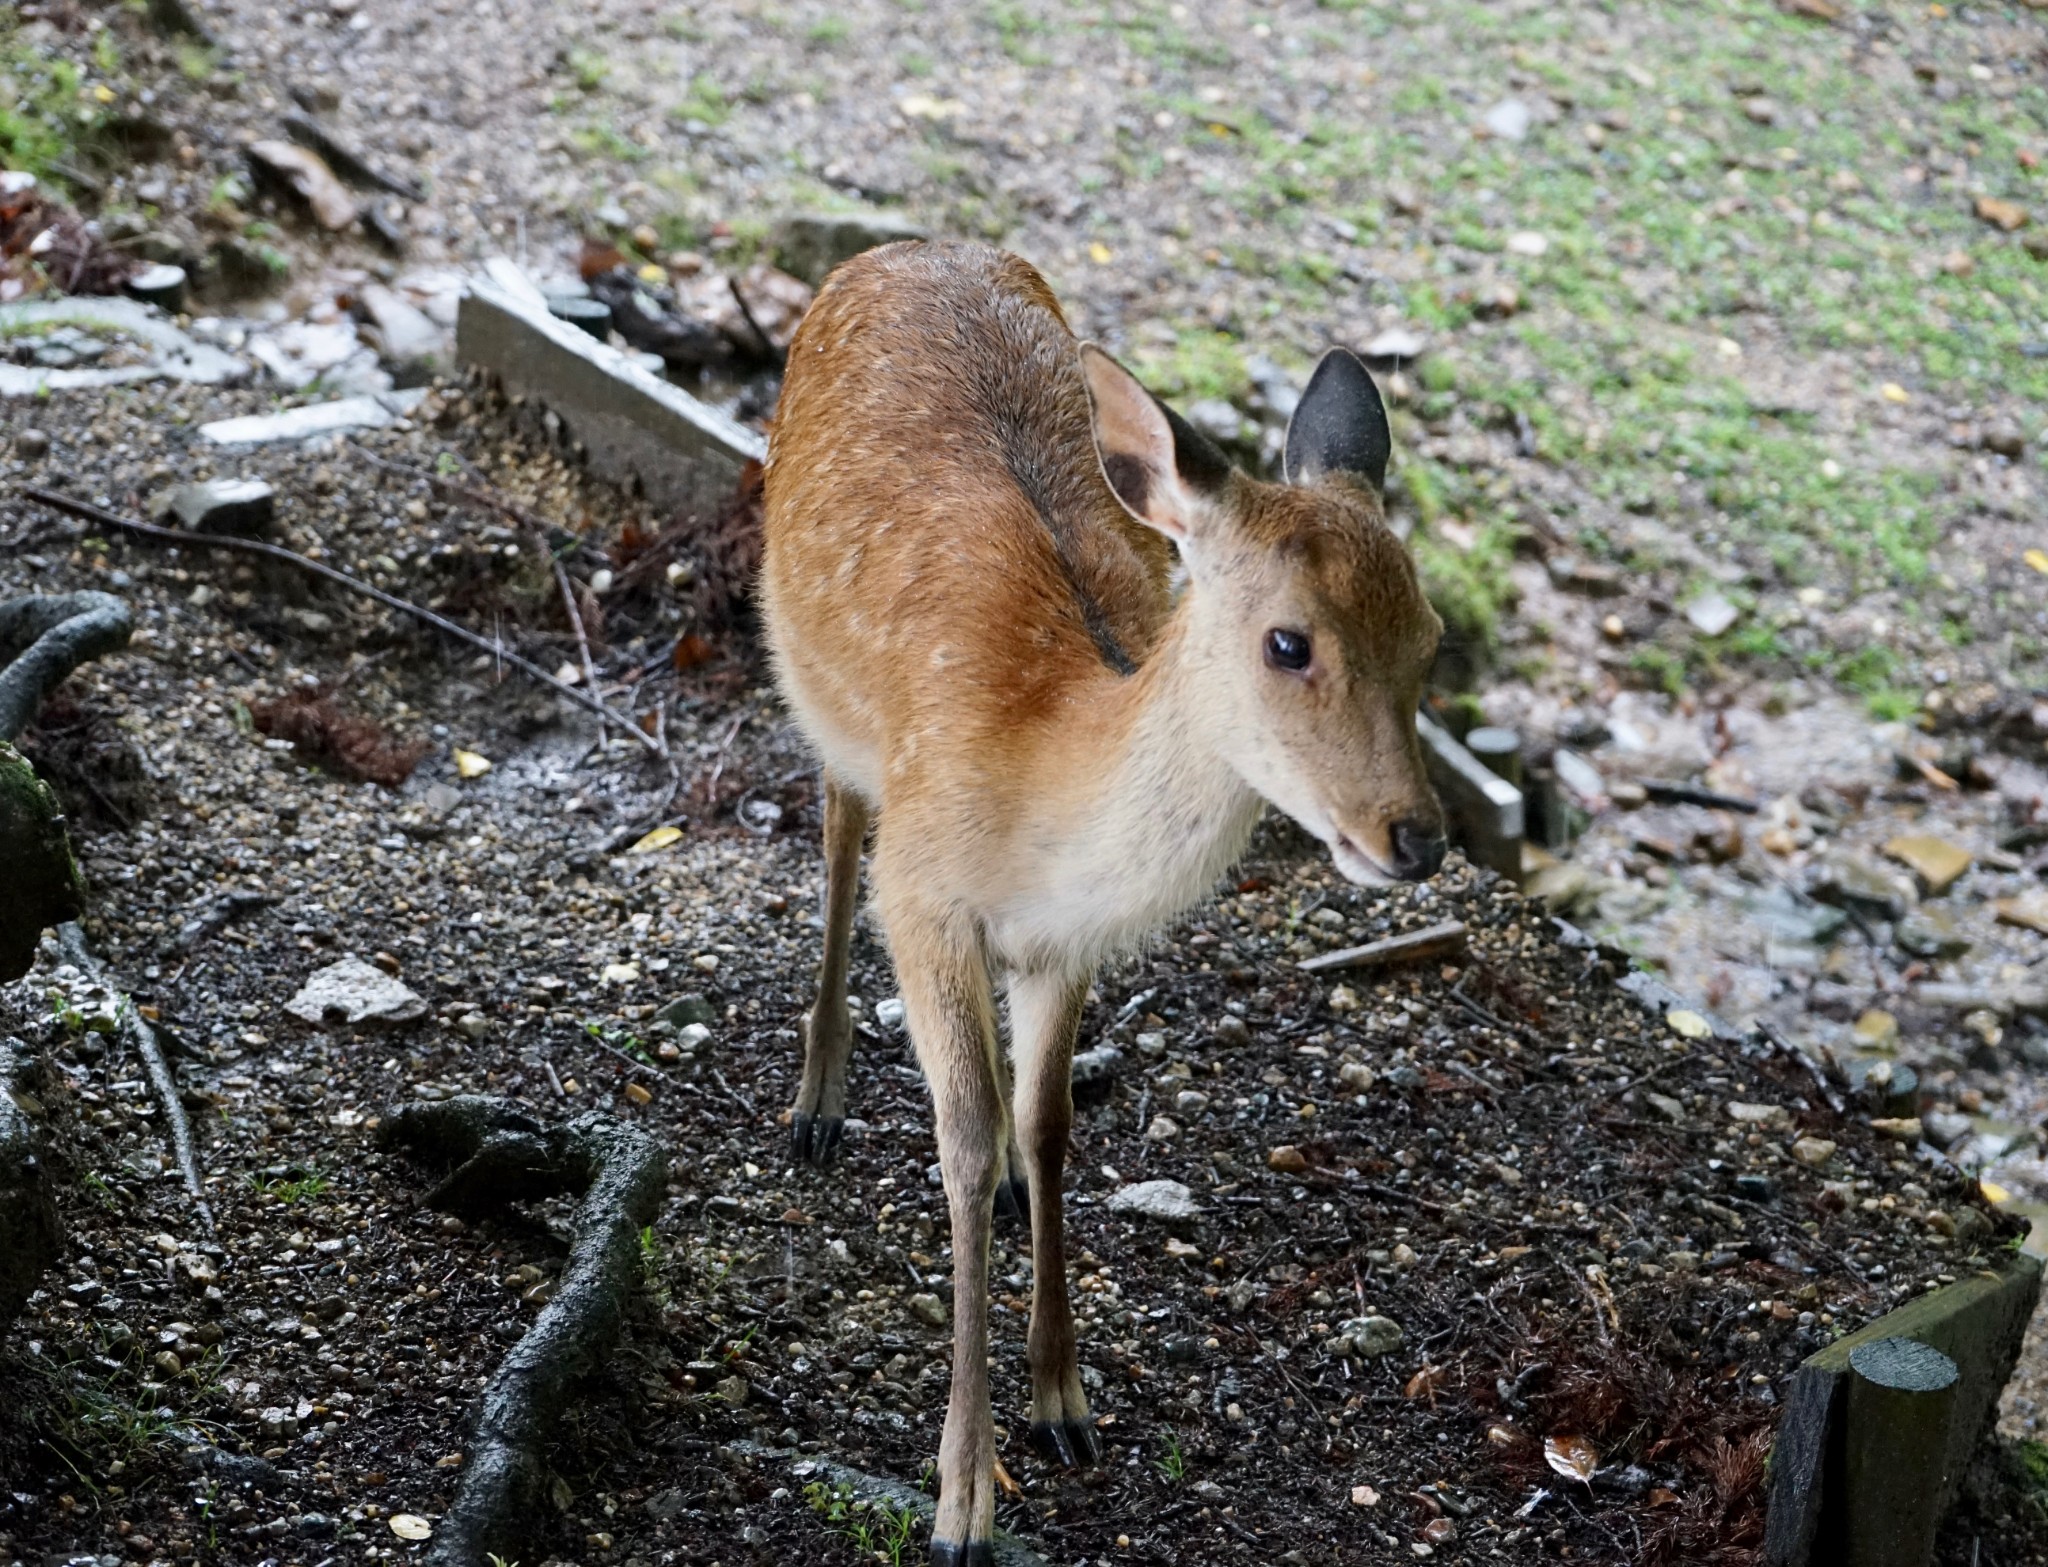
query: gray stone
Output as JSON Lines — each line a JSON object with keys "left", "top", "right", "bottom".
{"left": 655, "top": 994, "right": 714, "bottom": 1029}
{"left": 1341, "top": 1315, "right": 1404, "bottom": 1358}
{"left": 907, "top": 1291, "right": 947, "bottom": 1327}
{"left": 284, "top": 956, "right": 427, "bottom": 1026}
{"left": 1362, "top": 326, "right": 1426, "bottom": 363}
{"left": 457, "top": 281, "right": 763, "bottom": 517}
{"left": 1185, "top": 398, "right": 1252, "bottom": 450}
{"left": 1684, "top": 589, "right": 1740, "bottom": 638}
{"left": 1070, "top": 1043, "right": 1124, "bottom": 1099}
{"left": 152, "top": 478, "right": 276, "bottom": 537}
{"left": 1810, "top": 851, "right": 1917, "bottom": 922}
{"left": 354, "top": 283, "right": 445, "bottom": 384}
{"left": 1744, "top": 885, "right": 1848, "bottom": 947}
{"left": 0, "top": 297, "right": 245, "bottom": 396}
{"left": 770, "top": 209, "right": 930, "bottom": 284}
{"left": 200, "top": 395, "right": 401, "bottom": 445}
{"left": 13, "top": 428, "right": 49, "bottom": 460}
{"left": 1482, "top": 97, "right": 1533, "bottom": 141}
{"left": 1106, "top": 1179, "right": 1200, "bottom": 1223}
{"left": 1896, "top": 908, "right": 1972, "bottom": 961}
{"left": 124, "top": 263, "right": 188, "bottom": 312}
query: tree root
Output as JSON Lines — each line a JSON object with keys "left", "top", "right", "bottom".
{"left": 54, "top": 922, "right": 215, "bottom": 1235}
{"left": 0, "top": 1037, "right": 64, "bottom": 1330}
{"left": 0, "top": 591, "right": 133, "bottom": 744}
{"left": 379, "top": 1096, "right": 667, "bottom": 1567}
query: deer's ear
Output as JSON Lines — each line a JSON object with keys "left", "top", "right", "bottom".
{"left": 1080, "top": 343, "right": 1233, "bottom": 542}
{"left": 1284, "top": 348, "right": 1391, "bottom": 495}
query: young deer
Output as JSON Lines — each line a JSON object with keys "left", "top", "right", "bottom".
{"left": 761, "top": 241, "right": 1445, "bottom": 1566}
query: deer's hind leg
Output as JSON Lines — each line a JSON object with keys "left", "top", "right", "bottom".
{"left": 791, "top": 770, "right": 870, "bottom": 1167}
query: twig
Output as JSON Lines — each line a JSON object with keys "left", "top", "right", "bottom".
{"left": 55, "top": 923, "right": 214, "bottom": 1234}
{"left": 726, "top": 275, "right": 785, "bottom": 365}
{"left": 174, "top": 889, "right": 280, "bottom": 953}
{"left": 550, "top": 552, "right": 607, "bottom": 724}
{"left": 1592, "top": 1054, "right": 1689, "bottom": 1105}
{"left": 1299, "top": 919, "right": 1466, "bottom": 975}
{"left": 1640, "top": 780, "right": 1760, "bottom": 814}
{"left": 700, "top": 712, "right": 745, "bottom": 802}
{"left": 17, "top": 486, "right": 665, "bottom": 758}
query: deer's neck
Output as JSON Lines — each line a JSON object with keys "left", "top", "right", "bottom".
{"left": 996, "top": 607, "right": 1262, "bottom": 971}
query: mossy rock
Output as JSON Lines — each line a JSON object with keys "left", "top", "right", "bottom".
{"left": 0, "top": 740, "right": 84, "bottom": 982}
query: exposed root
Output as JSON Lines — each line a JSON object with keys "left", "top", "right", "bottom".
{"left": 0, "top": 592, "right": 134, "bottom": 744}
{"left": 54, "top": 923, "right": 214, "bottom": 1235}
{"left": 378, "top": 1096, "right": 667, "bottom": 1567}
{"left": 0, "top": 1037, "right": 64, "bottom": 1329}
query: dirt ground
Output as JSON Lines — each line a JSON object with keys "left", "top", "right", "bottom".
{"left": 7, "top": 0, "right": 2048, "bottom": 1563}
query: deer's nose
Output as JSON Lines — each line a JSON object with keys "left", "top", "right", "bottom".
{"left": 1389, "top": 817, "right": 1447, "bottom": 881}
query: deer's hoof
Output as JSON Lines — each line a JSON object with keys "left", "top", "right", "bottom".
{"left": 1028, "top": 1416, "right": 1102, "bottom": 1468}
{"left": 789, "top": 1112, "right": 845, "bottom": 1168}
{"left": 993, "top": 1173, "right": 1031, "bottom": 1229}
{"left": 929, "top": 1537, "right": 993, "bottom": 1567}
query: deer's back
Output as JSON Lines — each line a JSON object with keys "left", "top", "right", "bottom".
{"left": 762, "top": 242, "right": 1172, "bottom": 803}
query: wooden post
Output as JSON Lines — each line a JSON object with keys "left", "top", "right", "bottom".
{"left": 1464, "top": 726, "right": 1522, "bottom": 788}
{"left": 1841, "top": 1337, "right": 1958, "bottom": 1567}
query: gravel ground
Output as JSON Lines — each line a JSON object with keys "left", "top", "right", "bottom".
{"left": 0, "top": 386, "right": 2036, "bottom": 1567}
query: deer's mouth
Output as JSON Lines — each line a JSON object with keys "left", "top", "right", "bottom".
{"left": 1331, "top": 831, "right": 1397, "bottom": 888}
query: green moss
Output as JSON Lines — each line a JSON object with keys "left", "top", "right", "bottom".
{"left": 1133, "top": 329, "right": 1251, "bottom": 404}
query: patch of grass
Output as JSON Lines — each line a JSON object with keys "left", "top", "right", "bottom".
{"left": 0, "top": 30, "right": 106, "bottom": 189}
{"left": 565, "top": 47, "right": 611, "bottom": 92}
{"left": 806, "top": 16, "right": 850, "bottom": 46}
{"left": 254, "top": 1171, "right": 329, "bottom": 1204}
{"left": 1156, "top": 1428, "right": 1187, "bottom": 1483}
{"left": 804, "top": 1481, "right": 919, "bottom": 1565}
{"left": 569, "top": 120, "right": 648, "bottom": 163}
{"left": 669, "top": 71, "right": 730, "bottom": 126}
{"left": 1132, "top": 328, "right": 1250, "bottom": 405}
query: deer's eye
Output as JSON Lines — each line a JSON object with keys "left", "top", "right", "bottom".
{"left": 1264, "top": 628, "right": 1312, "bottom": 672}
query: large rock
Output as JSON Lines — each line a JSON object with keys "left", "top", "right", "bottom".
{"left": 0, "top": 1038, "right": 63, "bottom": 1331}
{"left": 286, "top": 956, "right": 428, "bottom": 1026}
{"left": 0, "top": 742, "right": 85, "bottom": 983}
{"left": 769, "top": 209, "right": 930, "bottom": 284}
{"left": 1105, "top": 1179, "right": 1200, "bottom": 1223}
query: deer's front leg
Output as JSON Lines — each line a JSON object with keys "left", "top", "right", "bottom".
{"left": 891, "top": 904, "right": 1005, "bottom": 1567}
{"left": 1009, "top": 967, "right": 1098, "bottom": 1467}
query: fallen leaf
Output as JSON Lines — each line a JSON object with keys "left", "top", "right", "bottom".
{"left": 672, "top": 632, "right": 715, "bottom": 669}
{"left": 1879, "top": 381, "right": 1910, "bottom": 404}
{"left": 1976, "top": 195, "right": 2029, "bottom": 231}
{"left": 629, "top": 825, "right": 684, "bottom": 854}
{"left": 1403, "top": 1364, "right": 1446, "bottom": 1401}
{"left": 1981, "top": 1179, "right": 2011, "bottom": 1205}
{"left": 623, "top": 1081, "right": 653, "bottom": 1106}
{"left": 388, "top": 1514, "right": 433, "bottom": 1540}
{"left": 2028, "top": 548, "right": 2048, "bottom": 577}
{"left": 453, "top": 748, "right": 492, "bottom": 779}
{"left": 247, "top": 140, "right": 358, "bottom": 230}
{"left": 1666, "top": 1009, "right": 1712, "bottom": 1040}
{"left": 434, "top": 1452, "right": 464, "bottom": 1468}
{"left": 1089, "top": 241, "right": 1113, "bottom": 264}
{"left": 1649, "top": 1487, "right": 1679, "bottom": 1507}
{"left": 1543, "top": 1434, "right": 1599, "bottom": 1484}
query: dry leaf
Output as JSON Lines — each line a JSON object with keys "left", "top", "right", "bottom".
{"left": 1648, "top": 1487, "right": 1679, "bottom": 1507}
{"left": 1543, "top": 1434, "right": 1599, "bottom": 1484}
{"left": 1403, "top": 1364, "right": 1446, "bottom": 1401}
{"left": 2025, "top": 548, "right": 2048, "bottom": 577}
{"left": 388, "top": 1514, "right": 433, "bottom": 1540}
{"left": 629, "top": 825, "right": 683, "bottom": 854}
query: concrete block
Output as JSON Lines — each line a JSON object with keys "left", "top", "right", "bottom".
{"left": 1416, "top": 712, "right": 1523, "bottom": 878}
{"left": 1763, "top": 1251, "right": 2044, "bottom": 1565}
{"left": 457, "top": 280, "right": 764, "bottom": 517}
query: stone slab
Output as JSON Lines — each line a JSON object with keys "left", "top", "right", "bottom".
{"left": 456, "top": 280, "right": 765, "bottom": 517}
{"left": 0, "top": 296, "right": 246, "bottom": 396}
{"left": 1415, "top": 712, "right": 1524, "bottom": 878}
{"left": 1762, "top": 1251, "right": 2044, "bottom": 1565}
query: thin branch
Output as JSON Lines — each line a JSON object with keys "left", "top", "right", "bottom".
{"left": 16, "top": 486, "right": 665, "bottom": 758}
{"left": 56, "top": 922, "right": 214, "bottom": 1234}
